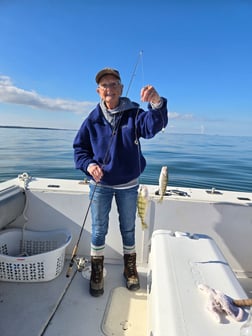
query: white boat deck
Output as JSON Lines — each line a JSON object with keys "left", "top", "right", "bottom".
{"left": 1, "top": 251, "right": 252, "bottom": 336}
{"left": 0, "top": 261, "right": 148, "bottom": 336}
{"left": 0, "top": 176, "right": 252, "bottom": 335}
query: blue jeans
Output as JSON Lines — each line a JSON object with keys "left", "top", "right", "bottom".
{"left": 89, "top": 183, "right": 138, "bottom": 256}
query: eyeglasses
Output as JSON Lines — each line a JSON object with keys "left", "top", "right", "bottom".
{"left": 98, "top": 82, "right": 121, "bottom": 90}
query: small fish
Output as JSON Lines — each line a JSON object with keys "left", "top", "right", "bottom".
{"left": 137, "top": 185, "right": 149, "bottom": 230}
{"left": 158, "top": 166, "right": 168, "bottom": 202}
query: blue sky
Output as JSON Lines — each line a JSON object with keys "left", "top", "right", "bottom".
{"left": 0, "top": 0, "right": 251, "bottom": 136}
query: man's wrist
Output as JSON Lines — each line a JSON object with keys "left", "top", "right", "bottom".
{"left": 150, "top": 97, "right": 163, "bottom": 109}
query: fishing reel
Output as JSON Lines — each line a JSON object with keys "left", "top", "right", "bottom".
{"left": 74, "top": 256, "right": 88, "bottom": 272}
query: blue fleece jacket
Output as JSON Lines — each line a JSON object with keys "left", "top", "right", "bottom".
{"left": 73, "top": 97, "right": 168, "bottom": 185}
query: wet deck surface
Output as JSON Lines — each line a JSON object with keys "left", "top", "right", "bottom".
{"left": 1, "top": 261, "right": 252, "bottom": 336}
{"left": 0, "top": 261, "right": 148, "bottom": 336}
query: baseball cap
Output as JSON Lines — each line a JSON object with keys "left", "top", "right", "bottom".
{"left": 95, "top": 68, "right": 121, "bottom": 84}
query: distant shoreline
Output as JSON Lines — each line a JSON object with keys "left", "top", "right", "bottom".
{"left": 0, "top": 125, "right": 76, "bottom": 131}
{"left": 0, "top": 125, "right": 251, "bottom": 138}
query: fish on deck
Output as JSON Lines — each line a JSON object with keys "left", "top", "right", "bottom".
{"left": 137, "top": 185, "right": 149, "bottom": 230}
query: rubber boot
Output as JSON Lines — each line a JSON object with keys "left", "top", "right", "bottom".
{"left": 89, "top": 256, "right": 104, "bottom": 297}
{"left": 123, "top": 253, "right": 140, "bottom": 291}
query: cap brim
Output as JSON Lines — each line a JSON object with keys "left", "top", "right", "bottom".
{"left": 95, "top": 69, "right": 121, "bottom": 83}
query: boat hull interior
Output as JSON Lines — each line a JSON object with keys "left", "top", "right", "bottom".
{"left": 0, "top": 175, "right": 252, "bottom": 335}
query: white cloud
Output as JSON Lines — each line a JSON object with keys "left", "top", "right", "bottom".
{"left": 0, "top": 75, "right": 195, "bottom": 122}
{"left": 0, "top": 75, "right": 95, "bottom": 114}
{"left": 168, "top": 111, "right": 193, "bottom": 120}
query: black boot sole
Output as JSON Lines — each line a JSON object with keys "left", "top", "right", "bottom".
{"left": 89, "top": 285, "right": 104, "bottom": 297}
{"left": 126, "top": 283, "right": 140, "bottom": 291}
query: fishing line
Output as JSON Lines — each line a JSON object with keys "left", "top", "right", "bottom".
{"left": 133, "top": 50, "right": 145, "bottom": 146}
{"left": 140, "top": 50, "right": 145, "bottom": 88}
{"left": 133, "top": 52, "right": 166, "bottom": 180}
{"left": 133, "top": 51, "right": 145, "bottom": 179}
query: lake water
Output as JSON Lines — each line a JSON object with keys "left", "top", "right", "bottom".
{"left": 0, "top": 126, "right": 251, "bottom": 192}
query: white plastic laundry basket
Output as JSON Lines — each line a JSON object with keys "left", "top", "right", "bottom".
{"left": 0, "top": 228, "right": 72, "bottom": 282}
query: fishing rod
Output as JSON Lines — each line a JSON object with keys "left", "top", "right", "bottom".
{"left": 66, "top": 51, "right": 143, "bottom": 278}
{"left": 66, "top": 183, "right": 97, "bottom": 277}
{"left": 125, "top": 50, "right": 143, "bottom": 97}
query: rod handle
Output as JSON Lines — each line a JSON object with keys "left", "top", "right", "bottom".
{"left": 66, "top": 245, "right": 78, "bottom": 277}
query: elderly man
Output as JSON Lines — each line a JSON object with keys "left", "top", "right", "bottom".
{"left": 73, "top": 68, "right": 168, "bottom": 297}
